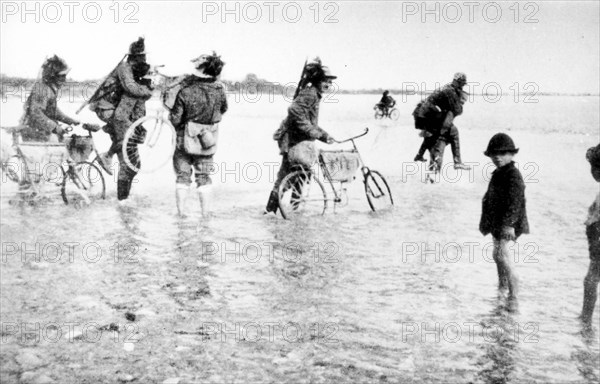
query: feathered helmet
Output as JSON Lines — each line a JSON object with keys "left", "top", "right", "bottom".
{"left": 191, "top": 51, "right": 225, "bottom": 78}
{"left": 41, "top": 55, "right": 70, "bottom": 82}
{"left": 128, "top": 37, "right": 146, "bottom": 56}
{"left": 304, "top": 57, "right": 337, "bottom": 84}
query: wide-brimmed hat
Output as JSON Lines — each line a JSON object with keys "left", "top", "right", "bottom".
{"left": 484, "top": 133, "right": 519, "bottom": 156}
{"left": 304, "top": 58, "right": 337, "bottom": 83}
{"left": 42, "top": 55, "right": 70, "bottom": 80}
{"left": 128, "top": 37, "right": 146, "bottom": 55}
{"left": 321, "top": 66, "right": 337, "bottom": 80}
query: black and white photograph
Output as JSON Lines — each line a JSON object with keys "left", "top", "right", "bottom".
{"left": 1, "top": 1, "right": 599, "bottom": 383}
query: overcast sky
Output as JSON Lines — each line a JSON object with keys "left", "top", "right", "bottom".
{"left": 1, "top": 1, "right": 599, "bottom": 93}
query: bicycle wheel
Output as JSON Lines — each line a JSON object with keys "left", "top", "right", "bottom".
{"left": 278, "top": 169, "right": 327, "bottom": 220}
{"left": 389, "top": 108, "right": 400, "bottom": 120}
{"left": 62, "top": 162, "right": 106, "bottom": 205}
{"left": 122, "top": 115, "right": 176, "bottom": 173}
{"left": 2, "top": 156, "right": 24, "bottom": 183}
{"left": 374, "top": 108, "right": 384, "bottom": 119}
{"left": 364, "top": 169, "right": 393, "bottom": 211}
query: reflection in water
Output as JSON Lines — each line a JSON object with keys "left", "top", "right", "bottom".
{"left": 477, "top": 296, "right": 518, "bottom": 384}
{"left": 572, "top": 322, "right": 600, "bottom": 383}
{"left": 116, "top": 201, "right": 145, "bottom": 240}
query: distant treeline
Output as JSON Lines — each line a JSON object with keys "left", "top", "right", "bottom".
{"left": 1, "top": 73, "right": 598, "bottom": 97}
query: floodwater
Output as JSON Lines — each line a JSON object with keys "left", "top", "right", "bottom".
{"left": 1, "top": 93, "right": 599, "bottom": 383}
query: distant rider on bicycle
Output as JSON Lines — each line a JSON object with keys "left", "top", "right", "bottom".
{"left": 376, "top": 90, "right": 396, "bottom": 117}
{"left": 264, "top": 58, "right": 337, "bottom": 215}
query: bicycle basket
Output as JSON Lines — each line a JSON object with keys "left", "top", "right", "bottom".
{"left": 65, "top": 135, "right": 94, "bottom": 162}
{"left": 320, "top": 150, "right": 361, "bottom": 182}
{"left": 18, "top": 142, "right": 66, "bottom": 184}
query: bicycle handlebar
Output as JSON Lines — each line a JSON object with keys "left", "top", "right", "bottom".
{"left": 149, "top": 65, "right": 169, "bottom": 78}
{"left": 333, "top": 128, "right": 369, "bottom": 144}
{"left": 82, "top": 123, "right": 102, "bottom": 132}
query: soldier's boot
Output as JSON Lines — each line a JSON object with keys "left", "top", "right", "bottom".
{"left": 264, "top": 190, "right": 279, "bottom": 214}
{"left": 175, "top": 184, "right": 188, "bottom": 217}
{"left": 453, "top": 156, "right": 471, "bottom": 170}
{"left": 197, "top": 185, "right": 212, "bottom": 218}
{"left": 117, "top": 179, "right": 131, "bottom": 201}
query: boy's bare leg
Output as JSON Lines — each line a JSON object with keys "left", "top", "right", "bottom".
{"left": 581, "top": 259, "right": 600, "bottom": 325}
{"left": 493, "top": 240, "right": 508, "bottom": 292}
{"left": 493, "top": 238, "right": 519, "bottom": 299}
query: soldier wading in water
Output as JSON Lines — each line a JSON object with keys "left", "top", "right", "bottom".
{"left": 264, "top": 58, "right": 336, "bottom": 215}
{"left": 412, "top": 72, "right": 471, "bottom": 171}
{"left": 21, "top": 56, "right": 81, "bottom": 142}
{"left": 169, "top": 52, "right": 228, "bottom": 217}
{"left": 90, "top": 37, "right": 153, "bottom": 201}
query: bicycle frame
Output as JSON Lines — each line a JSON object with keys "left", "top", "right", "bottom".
{"left": 3, "top": 124, "right": 105, "bottom": 202}
{"left": 320, "top": 128, "right": 391, "bottom": 208}
{"left": 318, "top": 128, "right": 370, "bottom": 205}
{"left": 277, "top": 127, "right": 393, "bottom": 218}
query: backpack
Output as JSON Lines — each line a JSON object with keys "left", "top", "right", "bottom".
{"left": 89, "top": 75, "right": 122, "bottom": 122}
{"left": 88, "top": 61, "right": 150, "bottom": 122}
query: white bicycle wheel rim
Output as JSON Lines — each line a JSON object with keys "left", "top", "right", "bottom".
{"left": 122, "top": 115, "right": 176, "bottom": 173}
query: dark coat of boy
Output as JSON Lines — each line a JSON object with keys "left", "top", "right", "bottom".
{"left": 479, "top": 161, "right": 530, "bottom": 239}
{"left": 479, "top": 132, "right": 528, "bottom": 302}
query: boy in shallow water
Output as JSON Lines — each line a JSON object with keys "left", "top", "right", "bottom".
{"left": 581, "top": 143, "right": 600, "bottom": 325}
{"left": 479, "top": 133, "right": 529, "bottom": 301}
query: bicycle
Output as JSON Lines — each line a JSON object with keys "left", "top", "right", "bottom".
{"left": 277, "top": 128, "right": 394, "bottom": 219}
{"left": 374, "top": 104, "right": 399, "bottom": 120}
{"left": 1, "top": 123, "right": 106, "bottom": 206}
{"left": 122, "top": 66, "right": 178, "bottom": 173}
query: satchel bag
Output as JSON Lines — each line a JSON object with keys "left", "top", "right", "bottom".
{"left": 273, "top": 120, "right": 289, "bottom": 155}
{"left": 184, "top": 121, "right": 218, "bottom": 155}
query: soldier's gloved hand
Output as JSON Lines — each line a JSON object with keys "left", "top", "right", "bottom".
{"left": 326, "top": 136, "right": 335, "bottom": 144}
{"left": 501, "top": 226, "right": 516, "bottom": 241}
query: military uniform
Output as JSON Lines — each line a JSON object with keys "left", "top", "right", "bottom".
{"left": 169, "top": 76, "right": 228, "bottom": 187}
{"left": 22, "top": 82, "right": 78, "bottom": 142}
{"left": 429, "top": 83, "right": 464, "bottom": 168}
{"left": 414, "top": 83, "right": 464, "bottom": 166}
{"left": 105, "top": 60, "right": 153, "bottom": 199}
{"left": 265, "top": 85, "right": 332, "bottom": 213}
